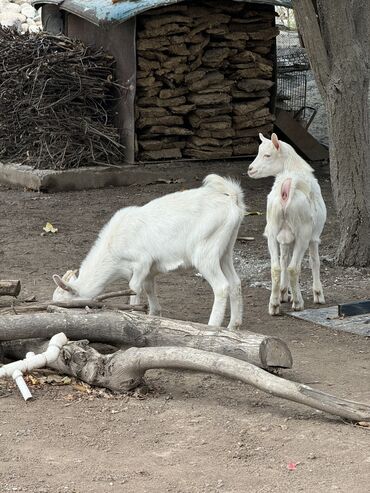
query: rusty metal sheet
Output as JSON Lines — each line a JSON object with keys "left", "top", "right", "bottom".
{"left": 33, "top": 0, "right": 292, "bottom": 26}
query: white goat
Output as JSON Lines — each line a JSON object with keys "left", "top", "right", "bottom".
{"left": 52, "top": 174, "right": 245, "bottom": 329}
{"left": 248, "top": 133, "right": 326, "bottom": 315}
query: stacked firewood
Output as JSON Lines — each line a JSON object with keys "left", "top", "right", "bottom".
{"left": 135, "top": 0, "right": 278, "bottom": 161}
{"left": 0, "top": 28, "right": 124, "bottom": 169}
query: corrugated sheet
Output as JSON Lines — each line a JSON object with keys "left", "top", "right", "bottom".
{"left": 33, "top": 0, "right": 292, "bottom": 26}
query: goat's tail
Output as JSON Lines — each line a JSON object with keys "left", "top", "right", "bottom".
{"left": 203, "top": 174, "right": 245, "bottom": 212}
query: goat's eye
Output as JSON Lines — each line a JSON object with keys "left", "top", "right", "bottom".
{"left": 264, "top": 154, "right": 271, "bottom": 158}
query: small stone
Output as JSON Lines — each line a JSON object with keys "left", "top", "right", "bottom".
{"left": 29, "top": 24, "right": 40, "bottom": 33}
{"left": 20, "top": 3, "right": 36, "bottom": 18}
{"left": 6, "top": 3, "right": 21, "bottom": 13}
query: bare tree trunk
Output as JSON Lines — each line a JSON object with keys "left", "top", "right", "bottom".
{"left": 4, "top": 339, "right": 370, "bottom": 422}
{"left": 293, "top": 0, "right": 370, "bottom": 266}
{"left": 0, "top": 311, "right": 293, "bottom": 369}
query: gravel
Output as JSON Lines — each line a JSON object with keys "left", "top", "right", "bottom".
{"left": 0, "top": 0, "right": 41, "bottom": 33}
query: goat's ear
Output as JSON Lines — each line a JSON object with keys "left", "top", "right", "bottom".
{"left": 53, "top": 274, "right": 76, "bottom": 293}
{"left": 271, "top": 133, "right": 280, "bottom": 150}
{"left": 259, "top": 133, "right": 267, "bottom": 142}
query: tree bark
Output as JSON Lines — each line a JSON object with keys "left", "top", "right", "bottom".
{"left": 4, "top": 339, "right": 370, "bottom": 422}
{"left": 293, "top": 0, "right": 370, "bottom": 266}
{"left": 0, "top": 311, "right": 293, "bottom": 370}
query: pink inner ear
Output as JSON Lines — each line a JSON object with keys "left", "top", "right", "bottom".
{"left": 272, "top": 134, "right": 280, "bottom": 150}
{"left": 281, "top": 178, "right": 292, "bottom": 206}
{"left": 53, "top": 274, "right": 71, "bottom": 292}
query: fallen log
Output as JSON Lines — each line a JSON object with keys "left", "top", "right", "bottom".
{"left": 0, "top": 311, "right": 292, "bottom": 370}
{"left": 0, "top": 280, "right": 21, "bottom": 297}
{"left": 4, "top": 340, "right": 370, "bottom": 422}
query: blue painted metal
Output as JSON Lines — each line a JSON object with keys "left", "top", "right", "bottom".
{"left": 33, "top": 0, "right": 292, "bottom": 26}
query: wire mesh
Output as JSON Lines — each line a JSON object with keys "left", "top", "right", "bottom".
{"left": 276, "top": 71, "right": 307, "bottom": 113}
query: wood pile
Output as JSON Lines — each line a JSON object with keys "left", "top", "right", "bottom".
{"left": 135, "top": 0, "right": 278, "bottom": 161}
{"left": 0, "top": 28, "right": 125, "bottom": 169}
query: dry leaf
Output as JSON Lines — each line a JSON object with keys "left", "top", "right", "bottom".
{"left": 25, "top": 374, "right": 40, "bottom": 386}
{"left": 73, "top": 382, "right": 92, "bottom": 393}
{"left": 45, "top": 374, "right": 71, "bottom": 385}
{"left": 43, "top": 222, "right": 58, "bottom": 233}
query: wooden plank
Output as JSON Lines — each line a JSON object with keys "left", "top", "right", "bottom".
{"left": 338, "top": 300, "right": 370, "bottom": 317}
{"left": 274, "top": 109, "right": 329, "bottom": 162}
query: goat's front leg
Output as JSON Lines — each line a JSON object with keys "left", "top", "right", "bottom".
{"left": 221, "top": 250, "right": 242, "bottom": 329}
{"left": 309, "top": 241, "right": 325, "bottom": 304}
{"left": 268, "top": 236, "right": 281, "bottom": 315}
{"left": 288, "top": 239, "right": 308, "bottom": 311}
{"left": 198, "top": 263, "right": 229, "bottom": 327}
{"left": 279, "top": 243, "right": 291, "bottom": 303}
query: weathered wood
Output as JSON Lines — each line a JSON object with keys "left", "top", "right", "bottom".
{"left": 138, "top": 138, "right": 186, "bottom": 151}
{"left": 137, "top": 115, "right": 184, "bottom": 129}
{"left": 0, "top": 311, "right": 293, "bottom": 370}
{"left": 159, "top": 87, "right": 188, "bottom": 99}
{"left": 138, "top": 24, "right": 190, "bottom": 39}
{"left": 237, "top": 78, "right": 274, "bottom": 92}
{"left": 170, "top": 104, "right": 196, "bottom": 115}
{"left": 0, "top": 280, "right": 21, "bottom": 297}
{"left": 196, "top": 128, "right": 236, "bottom": 139}
{"left": 189, "top": 136, "right": 233, "bottom": 148}
{"left": 147, "top": 126, "right": 193, "bottom": 136}
{"left": 135, "top": 1, "right": 279, "bottom": 161}
{"left": 5, "top": 341, "right": 370, "bottom": 422}
{"left": 140, "top": 148, "right": 183, "bottom": 160}
{"left": 233, "top": 97, "right": 270, "bottom": 116}
{"left": 233, "top": 142, "right": 259, "bottom": 156}
{"left": 188, "top": 71, "right": 224, "bottom": 91}
{"left": 184, "top": 147, "right": 233, "bottom": 159}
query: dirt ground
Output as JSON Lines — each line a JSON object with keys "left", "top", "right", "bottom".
{"left": 0, "top": 161, "right": 369, "bottom": 493}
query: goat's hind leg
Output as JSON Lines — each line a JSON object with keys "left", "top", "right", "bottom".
{"left": 309, "top": 241, "right": 325, "bottom": 304}
{"left": 221, "top": 249, "right": 242, "bottom": 329}
{"left": 129, "top": 264, "right": 150, "bottom": 308}
{"left": 143, "top": 276, "right": 161, "bottom": 316}
{"left": 197, "top": 262, "right": 229, "bottom": 327}
{"left": 279, "top": 243, "right": 291, "bottom": 303}
{"left": 288, "top": 238, "right": 309, "bottom": 311}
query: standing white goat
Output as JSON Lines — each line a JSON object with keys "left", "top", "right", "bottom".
{"left": 52, "top": 174, "right": 245, "bottom": 329}
{"left": 248, "top": 133, "right": 326, "bottom": 315}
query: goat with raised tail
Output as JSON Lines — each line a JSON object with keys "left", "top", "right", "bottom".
{"left": 248, "top": 133, "right": 326, "bottom": 315}
{"left": 52, "top": 174, "right": 245, "bottom": 329}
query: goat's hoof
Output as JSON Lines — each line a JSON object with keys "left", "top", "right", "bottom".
{"left": 280, "top": 289, "right": 290, "bottom": 303}
{"left": 292, "top": 301, "right": 304, "bottom": 311}
{"left": 269, "top": 303, "right": 280, "bottom": 316}
{"left": 313, "top": 291, "right": 325, "bottom": 304}
{"left": 228, "top": 322, "right": 242, "bottom": 330}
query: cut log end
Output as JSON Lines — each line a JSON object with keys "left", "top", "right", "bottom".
{"left": 261, "top": 337, "right": 293, "bottom": 369}
{"left": 0, "top": 280, "right": 21, "bottom": 297}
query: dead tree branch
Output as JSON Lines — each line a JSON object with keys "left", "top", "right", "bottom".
{"left": 0, "top": 311, "right": 292, "bottom": 370}
{"left": 4, "top": 339, "right": 369, "bottom": 422}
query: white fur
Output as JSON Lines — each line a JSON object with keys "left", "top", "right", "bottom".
{"left": 248, "top": 133, "right": 326, "bottom": 315}
{"left": 52, "top": 174, "right": 245, "bottom": 329}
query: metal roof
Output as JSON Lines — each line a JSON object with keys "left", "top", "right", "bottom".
{"left": 33, "top": 0, "right": 292, "bottom": 27}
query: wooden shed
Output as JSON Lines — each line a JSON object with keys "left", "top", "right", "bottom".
{"left": 32, "top": 0, "right": 292, "bottom": 164}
